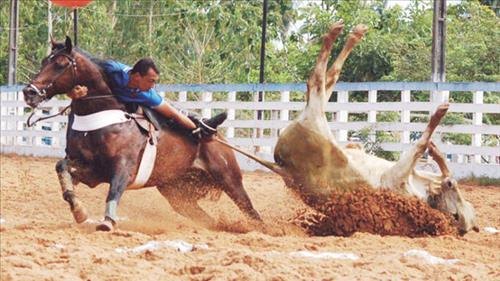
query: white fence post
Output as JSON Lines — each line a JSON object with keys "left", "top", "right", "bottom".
{"left": 178, "top": 91, "right": 187, "bottom": 102}
{"left": 280, "top": 91, "right": 289, "bottom": 132}
{"left": 336, "top": 90, "right": 348, "bottom": 142}
{"left": 1, "top": 83, "right": 499, "bottom": 178}
{"left": 16, "top": 91, "right": 24, "bottom": 145}
{"left": 401, "top": 90, "right": 411, "bottom": 144}
{"left": 368, "top": 90, "right": 377, "bottom": 142}
{"left": 50, "top": 105, "right": 60, "bottom": 147}
{"left": 177, "top": 90, "right": 187, "bottom": 115}
{"left": 432, "top": 90, "right": 449, "bottom": 103}
{"left": 202, "top": 91, "right": 212, "bottom": 119}
{"left": 227, "top": 91, "right": 236, "bottom": 138}
{"left": 472, "top": 91, "right": 483, "bottom": 163}
{"left": 0, "top": 95, "right": 4, "bottom": 145}
{"left": 253, "top": 91, "right": 262, "bottom": 152}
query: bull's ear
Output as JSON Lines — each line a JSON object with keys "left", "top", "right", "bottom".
{"left": 65, "top": 36, "right": 73, "bottom": 53}
{"left": 50, "top": 34, "right": 57, "bottom": 49}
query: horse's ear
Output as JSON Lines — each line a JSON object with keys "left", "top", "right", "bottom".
{"left": 65, "top": 36, "right": 73, "bottom": 53}
{"left": 50, "top": 34, "right": 57, "bottom": 49}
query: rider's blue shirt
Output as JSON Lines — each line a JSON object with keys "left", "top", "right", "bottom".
{"left": 101, "top": 60, "right": 163, "bottom": 107}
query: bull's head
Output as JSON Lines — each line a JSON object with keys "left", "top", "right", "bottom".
{"left": 23, "top": 36, "right": 76, "bottom": 108}
{"left": 429, "top": 177, "right": 478, "bottom": 235}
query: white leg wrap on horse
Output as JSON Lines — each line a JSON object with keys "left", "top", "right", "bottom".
{"left": 105, "top": 200, "right": 118, "bottom": 221}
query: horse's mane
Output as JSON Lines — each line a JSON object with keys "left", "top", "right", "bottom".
{"left": 51, "top": 42, "right": 110, "bottom": 79}
{"left": 75, "top": 48, "right": 117, "bottom": 92}
{"left": 75, "top": 48, "right": 109, "bottom": 72}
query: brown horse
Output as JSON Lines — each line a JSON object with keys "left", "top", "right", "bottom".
{"left": 22, "top": 37, "right": 261, "bottom": 231}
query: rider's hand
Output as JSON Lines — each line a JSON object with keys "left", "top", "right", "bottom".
{"left": 68, "top": 85, "right": 88, "bottom": 99}
{"left": 191, "top": 119, "right": 217, "bottom": 140}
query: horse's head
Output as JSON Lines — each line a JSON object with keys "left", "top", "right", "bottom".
{"left": 429, "top": 177, "right": 478, "bottom": 235}
{"left": 23, "top": 36, "right": 79, "bottom": 108}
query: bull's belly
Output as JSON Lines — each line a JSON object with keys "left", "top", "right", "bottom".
{"left": 344, "top": 149, "right": 393, "bottom": 188}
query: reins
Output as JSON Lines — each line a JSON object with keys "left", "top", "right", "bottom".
{"left": 26, "top": 105, "right": 71, "bottom": 127}
{"left": 26, "top": 94, "right": 116, "bottom": 127}
{"left": 25, "top": 47, "right": 117, "bottom": 127}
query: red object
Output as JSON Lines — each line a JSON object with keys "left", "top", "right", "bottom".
{"left": 51, "top": 0, "right": 92, "bottom": 8}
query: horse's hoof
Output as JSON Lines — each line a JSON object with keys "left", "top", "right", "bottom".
{"left": 96, "top": 220, "right": 114, "bottom": 232}
{"left": 72, "top": 202, "right": 88, "bottom": 224}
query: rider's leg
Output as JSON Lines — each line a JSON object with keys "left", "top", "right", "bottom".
{"left": 154, "top": 101, "right": 227, "bottom": 137}
{"left": 188, "top": 112, "right": 228, "bottom": 138}
{"left": 154, "top": 101, "right": 196, "bottom": 130}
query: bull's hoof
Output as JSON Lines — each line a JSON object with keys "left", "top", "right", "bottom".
{"left": 329, "top": 20, "right": 344, "bottom": 35}
{"left": 96, "top": 219, "right": 114, "bottom": 232}
{"left": 72, "top": 201, "right": 88, "bottom": 224}
{"left": 352, "top": 24, "right": 368, "bottom": 38}
{"left": 433, "top": 103, "right": 450, "bottom": 121}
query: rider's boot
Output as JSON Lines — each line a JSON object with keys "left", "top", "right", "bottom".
{"left": 189, "top": 112, "right": 227, "bottom": 138}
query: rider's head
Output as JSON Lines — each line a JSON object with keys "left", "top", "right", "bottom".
{"left": 129, "top": 58, "right": 160, "bottom": 91}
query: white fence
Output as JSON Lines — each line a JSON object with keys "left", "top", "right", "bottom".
{"left": 1, "top": 82, "right": 499, "bottom": 179}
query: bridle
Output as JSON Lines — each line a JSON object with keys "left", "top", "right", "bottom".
{"left": 26, "top": 48, "right": 113, "bottom": 127}
{"left": 25, "top": 48, "right": 78, "bottom": 102}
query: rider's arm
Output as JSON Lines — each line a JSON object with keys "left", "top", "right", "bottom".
{"left": 153, "top": 101, "right": 197, "bottom": 130}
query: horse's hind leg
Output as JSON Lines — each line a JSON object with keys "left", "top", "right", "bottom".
{"left": 157, "top": 185, "right": 217, "bottom": 229}
{"left": 202, "top": 142, "right": 262, "bottom": 222}
{"left": 55, "top": 159, "right": 88, "bottom": 223}
{"left": 381, "top": 103, "right": 449, "bottom": 190}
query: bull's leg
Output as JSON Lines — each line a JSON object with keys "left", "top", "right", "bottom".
{"left": 428, "top": 140, "right": 451, "bottom": 177}
{"left": 380, "top": 103, "right": 449, "bottom": 190}
{"left": 55, "top": 158, "right": 88, "bottom": 223}
{"left": 427, "top": 140, "right": 460, "bottom": 195}
{"left": 157, "top": 185, "right": 217, "bottom": 229}
{"left": 302, "top": 22, "right": 367, "bottom": 162}
{"left": 325, "top": 24, "right": 369, "bottom": 100}
{"left": 97, "top": 166, "right": 132, "bottom": 231}
{"left": 305, "top": 21, "right": 345, "bottom": 109}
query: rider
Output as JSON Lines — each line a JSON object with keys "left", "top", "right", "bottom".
{"left": 71, "top": 58, "right": 223, "bottom": 138}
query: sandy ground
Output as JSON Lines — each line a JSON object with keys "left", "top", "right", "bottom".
{"left": 0, "top": 154, "right": 499, "bottom": 281}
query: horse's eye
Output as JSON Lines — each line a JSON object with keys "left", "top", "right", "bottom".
{"left": 54, "top": 62, "right": 66, "bottom": 69}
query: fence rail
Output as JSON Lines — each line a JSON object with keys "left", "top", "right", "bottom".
{"left": 1, "top": 82, "right": 499, "bottom": 179}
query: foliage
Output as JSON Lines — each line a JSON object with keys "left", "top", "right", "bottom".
{"left": 350, "top": 127, "right": 399, "bottom": 161}
{"left": 1, "top": 0, "right": 498, "bottom": 159}
{"left": 1, "top": 0, "right": 498, "bottom": 85}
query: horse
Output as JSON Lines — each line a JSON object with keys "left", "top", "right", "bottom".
{"left": 22, "top": 36, "right": 262, "bottom": 231}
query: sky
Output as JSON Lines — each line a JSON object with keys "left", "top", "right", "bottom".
{"left": 386, "top": 0, "right": 462, "bottom": 8}
{"left": 292, "top": 0, "right": 463, "bottom": 9}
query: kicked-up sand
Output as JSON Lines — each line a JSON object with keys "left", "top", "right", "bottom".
{"left": 1, "top": 155, "right": 499, "bottom": 280}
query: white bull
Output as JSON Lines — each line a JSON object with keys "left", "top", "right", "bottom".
{"left": 220, "top": 20, "right": 478, "bottom": 235}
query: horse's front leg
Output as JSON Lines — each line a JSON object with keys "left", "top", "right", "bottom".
{"left": 55, "top": 158, "right": 88, "bottom": 223}
{"left": 96, "top": 166, "right": 132, "bottom": 231}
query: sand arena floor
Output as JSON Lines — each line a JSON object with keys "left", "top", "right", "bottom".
{"left": 0, "top": 155, "right": 499, "bottom": 280}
